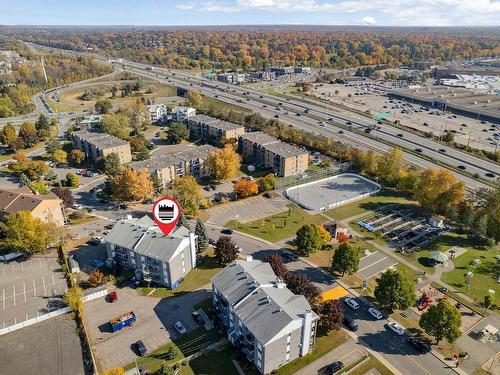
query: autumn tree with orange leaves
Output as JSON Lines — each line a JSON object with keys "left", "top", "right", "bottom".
{"left": 110, "top": 167, "right": 153, "bottom": 202}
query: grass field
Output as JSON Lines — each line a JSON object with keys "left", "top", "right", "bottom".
{"left": 137, "top": 249, "right": 222, "bottom": 298}
{"left": 225, "top": 205, "right": 326, "bottom": 243}
{"left": 324, "top": 190, "right": 416, "bottom": 221}
{"left": 47, "top": 82, "right": 177, "bottom": 112}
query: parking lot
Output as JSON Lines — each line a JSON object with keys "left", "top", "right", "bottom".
{"left": 358, "top": 251, "right": 397, "bottom": 280}
{"left": 84, "top": 286, "right": 209, "bottom": 370}
{"left": 206, "top": 195, "right": 289, "bottom": 226}
{"left": 0, "top": 256, "right": 68, "bottom": 328}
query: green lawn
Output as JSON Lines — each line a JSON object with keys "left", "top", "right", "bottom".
{"left": 324, "top": 190, "right": 416, "bottom": 221}
{"left": 225, "top": 205, "right": 326, "bottom": 243}
{"left": 137, "top": 250, "right": 222, "bottom": 298}
{"left": 125, "top": 327, "right": 224, "bottom": 373}
{"left": 276, "top": 327, "right": 348, "bottom": 375}
{"left": 188, "top": 346, "right": 241, "bottom": 375}
{"left": 346, "top": 355, "right": 394, "bottom": 375}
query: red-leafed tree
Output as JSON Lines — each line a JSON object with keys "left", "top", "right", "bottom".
{"left": 321, "top": 300, "right": 344, "bottom": 332}
{"left": 265, "top": 253, "right": 288, "bottom": 280}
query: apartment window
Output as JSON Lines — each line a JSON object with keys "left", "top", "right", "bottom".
{"left": 257, "top": 352, "right": 262, "bottom": 361}
{"left": 257, "top": 342, "right": 262, "bottom": 351}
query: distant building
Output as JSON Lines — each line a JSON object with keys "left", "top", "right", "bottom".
{"left": 434, "top": 65, "right": 500, "bottom": 78}
{"left": 171, "top": 106, "right": 196, "bottom": 122}
{"left": 78, "top": 115, "right": 102, "bottom": 129}
{"left": 129, "top": 144, "right": 218, "bottom": 188}
{"left": 266, "top": 66, "right": 294, "bottom": 76}
{"left": 187, "top": 115, "right": 245, "bottom": 144}
{"left": 294, "top": 67, "right": 311, "bottom": 74}
{"left": 217, "top": 72, "right": 246, "bottom": 84}
{"left": 0, "top": 187, "right": 65, "bottom": 227}
{"left": 147, "top": 104, "right": 168, "bottom": 124}
{"left": 212, "top": 256, "right": 319, "bottom": 374}
{"left": 72, "top": 130, "right": 132, "bottom": 164}
{"left": 249, "top": 71, "right": 275, "bottom": 81}
{"left": 104, "top": 215, "right": 197, "bottom": 288}
{"left": 239, "top": 132, "right": 309, "bottom": 177}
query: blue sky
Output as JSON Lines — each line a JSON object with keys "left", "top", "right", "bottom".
{"left": 1, "top": 0, "right": 499, "bottom": 26}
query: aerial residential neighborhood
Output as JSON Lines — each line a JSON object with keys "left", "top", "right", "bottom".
{"left": 0, "top": 3, "right": 499, "bottom": 375}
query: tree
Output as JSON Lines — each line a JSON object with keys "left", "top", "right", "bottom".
{"left": 484, "top": 293, "right": 495, "bottom": 313}
{"left": 88, "top": 270, "right": 108, "bottom": 287}
{"left": 35, "top": 114, "right": 50, "bottom": 132}
{"left": 66, "top": 172, "right": 80, "bottom": 187}
{"left": 46, "top": 138, "right": 62, "bottom": 155}
{"left": 166, "top": 122, "right": 190, "bottom": 144}
{"left": 68, "top": 149, "right": 86, "bottom": 165}
{"left": 265, "top": 253, "right": 289, "bottom": 280}
{"left": 8, "top": 159, "right": 49, "bottom": 180}
{"left": 317, "top": 224, "right": 332, "bottom": 245}
{"left": 52, "top": 187, "right": 74, "bottom": 207}
{"left": 414, "top": 168, "right": 464, "bottom": 215}
{"left": 101, "top": 113, "right": 132, "bottom": 139}
{"left": 209, "top": 145, "right": 242, "bottom": 181}
{"left": 374, "top": 269, "right": 416, "bottom": 313}
{"left": 286, "top": 273, "right": 321, "bottom": 309}
{"left": 110, "top": 168, "right": 153, "bottom": 202}
{"left": 95, "top": 98, "right": 112, "bottom": 114}
{"left": 178, "top": 211, "right": 190, "bottom": 230}
{"left": 420, "top": 300, "right": 462, "bottom": 344}
{"left": 19, "top": 173, "right": 31, "bottom": 188}
{"left": 111, "top": 86, "right": 118, "bottom": 98}
{"left": 215, "top": 236, "right": 238, "bottom": 265}
{"left": 321, "top": 300, "right": 344, "bottom": 332}
{"left": 0, "top": 211, "right": 56, "bottom": 255}
{"left": 157, "top": 363, "right": 174, "bottom": 375}
{"left": 195, "top": 219, "right": 209, "bottom": 253}
{"left": 0, "top": 123, "right": 17, "bottom": 147}
{"left": 104, "top": 152, "right": 121, "bottom": 176}
{"left": 186, "top": 90, "right": 203, "bottom": 107}
{"left": 377, "top": 148, "right": 405, "bottom": 186}
{"left": 171, "top": 176, "right": 203, "bottom": 216}
{"left": 64, "top": 285, "right": 84, "bottom": 314}
{"left": 31, "top": 181, "right": 50, "bottom": 194}
{"left": 331, "top": 243, "right": 359, "bottom": 276}
{"left": 233, "top": 179, "right": 259, "bottom": 198}
{"left": 295, "top": 224, "right": 322, "bottom": 256}
{"left": 18, "top": 122, "right": 39, "bottom": 147}
{"left": 257, "top": 173, "right": 276, "bottom": 191}
{"left": 164, "top": 346, "right": 177, "bottom": 360}
{"left": 52, "top": 149, "right": 67, "bottom": 164}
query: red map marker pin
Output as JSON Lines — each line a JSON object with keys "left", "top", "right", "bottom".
{"left": 152, "top": 197, "right": 181, "bottom": 236}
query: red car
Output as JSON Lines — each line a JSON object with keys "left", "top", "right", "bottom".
{"left": 108, "top": 291, "right": 118, "bottom": 303}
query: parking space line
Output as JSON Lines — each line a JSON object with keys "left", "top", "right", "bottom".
{"left": 43, "top": 276, "right": 47, "bottom": 296}
{"left": 52, "top": 274, "right": 56, "bottom": 286}
{"left": 12, "top": 285, "right": 16, "bottom": 306}
{"left": 21, "top": 262, "right": 24, "bottom": 273}
{"left": 23, "top": 282, "right": 27, "bottom": 303}
{"left": 33, "top": 280, "right": 36, "bottom": 297}
{"left": 2, "top": 289, "right": 4, "bottom": 310}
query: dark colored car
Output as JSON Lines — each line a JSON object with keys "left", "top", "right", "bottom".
{"left": 415, "top": 148, "right": 423, "bottom": 153}
{"left": 457, "top": 165, "right": 466, "bottom": 170}
{"left": 108, "top": 291, "right": 118, "bottom": 303}
{"left": 192, "top": 311, "right": 204, "bottom": 325}
{"left": 438, "top": 149, "right": 446, "bottom": 153}
{"left": 343, "top": 316, "right": 358, "bottom": 331}
{"left": 324, "top": 361, "right": 344, "bottom": 374}
{"left": 135, "top": 340, "right": 147, "bottom": 356}
{"left": 407, "top": 337, "right": 430, "bottom": 353}
{"left": 485, "top": 172, "right": 495, "bottom": 178}
{"left": 209, "top": 238, "right": 216, "bottom": 245}
{"left": 280, "top": 251, "right": 298, "bottom": 262}
{"left": 221, "top": 229, "right": 234, "bottom": 235}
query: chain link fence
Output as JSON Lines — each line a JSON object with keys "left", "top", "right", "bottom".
{"left": 275, "top": 163, "right": 350, "bottom": 190}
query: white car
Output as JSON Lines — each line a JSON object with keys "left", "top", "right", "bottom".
{"left": 368, "top": 307, "right": 383, "bottom": 320}
{"left": 387, "top": 322, "right": 405, "bottom": 336}
{"left": 72, "top": 204, "right": 82, "bottom": 210}
{"left": 175, "top": 321, "right": 187, "bottom": 335}
{"left": 344, "top": 297, "right": 360, "bottom": 311}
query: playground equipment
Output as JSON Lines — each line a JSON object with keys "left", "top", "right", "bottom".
{"left": 418, "top": 292, "right": 433, "bottom": 311}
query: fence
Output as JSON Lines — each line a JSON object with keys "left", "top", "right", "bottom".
{"left": 0, "top": 307, "right": 72, "bottom": 336}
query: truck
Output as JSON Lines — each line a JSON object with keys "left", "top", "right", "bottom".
{"left": 109, "top": 312, "right": 136, "bottom": 332}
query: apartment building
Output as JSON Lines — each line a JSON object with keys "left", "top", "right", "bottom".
{"left": 72, "top": 130, "right": 132, "bottom": 164}
{"left": 187, "top": 115, "right": 245, "bottom": 144}
{"left": 171, "top": 106, "right": 196, "bottom": 122}
{"left": 147, "top": 104, "right": 168, "bottom": 124}
{"left": 129, "top": 144, "right": 217, "bottom": 187}
{"left": 239, "top": 132, "right": 309, "bottom": 177}
{"left": 104, "top": 215, "right": 197, "bottom": 288}
{"left": 0, "top": 187, "right": 65, "bottom": 227}
{"left": 212, "top": 257, "right": 318, "bottom": 374}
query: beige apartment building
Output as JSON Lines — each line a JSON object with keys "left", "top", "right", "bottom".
{"left": 187, "top": 115, "right": 245, "bottom": 144}
{"left": 72, "top": 130, "right": 132, "bottom": 164}
{"left": 239, "top": 132, "right": 309, "bottom": 177}
{"left": 0, "top": 187, "right": 65, "bottom": 227}
{"left": 129, "top": 144, "right": 218, "bottom": 187}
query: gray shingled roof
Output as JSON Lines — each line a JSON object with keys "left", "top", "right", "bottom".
{"left": 239, "top": 131, "right": 279, "bottom": 146}
{"left": 73, "top": 129, "right": 129, "bottom": 149}
{"left": 212, "top": 259, "right": 317, "bottom": 345}
{"left": 104, "top": 216, "right": 192, "bottom": 262}
{"left": 188, "top": 115, "right": 219, "bottom": 124}
{"left": 263, "top": 141, "right": 308, "bottom": 158}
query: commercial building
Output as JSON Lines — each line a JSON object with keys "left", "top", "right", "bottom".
{"left": 187, "top": 115, "right": 245, "bottom": 144}
{"left": 147, "top": 104, "right": 168, "bottom": 124}
{"left": 212, "top": 256, "right": 318, "bottom": 374}
{"left": 77, "top": 115, "right": 102, "bottom": 129}
{"left": 129, "top": 144, "right": 218, "bottom": 187}
{"left": 217, "top": 72, "right": 246, "bottom": 84}
{"left": 266, "top": 66, "right": 294, "bottom": 76}
{"left": 434, "top": 65, "right": 500, "bottom": 78}
{"left": 0, "top": 187, "right": 65, "bottom": 227}
{"left": 171, "top": 106, "right": 196, "bottom": 122}
{"left": 294, "top": 67, "right": 311, "bottom": 74}
{"left": 104, "top": 215, "right": 197, "bottom": 288}
{"left": 72, "top": 130, "right": 132, "bottom": 164}
{"left": 239, "top": 132, "right": 309, "bottom": 177}
{"left": 388, "top": 86, "right": 500, "bottom": 123}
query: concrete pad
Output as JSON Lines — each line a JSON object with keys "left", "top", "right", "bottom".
{"left": 358, "top": 252, "right": 397, "bottom": 280}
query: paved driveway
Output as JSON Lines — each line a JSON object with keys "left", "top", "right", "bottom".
{"left": 84, "top": 286, "right": 209, "bottom": 371}
{"left": 206, "top": 195, "right": 289, "bottom": 226}
{"left": 0, "top": 255, "right": 67, "bottom": 328}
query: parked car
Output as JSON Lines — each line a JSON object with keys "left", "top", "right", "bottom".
{"left": 89, "top": 236, "right": 103, "bottom": 245}
{"left": 324, "top": 361, "right": 344, "bottom": 374}
{"left": 175, "top": 321, "right": 187, "bottom": 335}
{"left": 368, "top": 307, "right": 383, "bottom": 320}
{"left": 108, "top": 291, "right": 118, "bottom": 303}
{"left": 280, "top": 251, "right": 298, "bottom": 262}
{"left": 386, "top": 322, "right": 405, "bottom": 335}
{"left": 135, "top": 340, "right": 147, "bottom": 356}
{"left": 72, "top": 204, "right": 82, "bottom": 210}
{"left": 407, "top": 337, "right": 430, "bottom": 353}
{"left": 209, "top": 238, "right": 216, "bottom": 246}
{"left": 220, "top": 229, "right": 234, "bottom": 235}
{"left": 343, "top": 316, "right": 358, "bottom": 331}
{"left": 344, "top": 297, "right": 360, "bottom": 310}
{"left": 415, "top": 148, "right": 423, "bottom": 153}
{"left": 192, "top": 311, "right": 204, "bottom": 325}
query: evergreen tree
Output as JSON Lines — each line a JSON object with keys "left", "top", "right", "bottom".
{"left": 178, "top": 211, "right": 190, "bottom": 230}
{"left": 194, "top": 218, "right": 209, "bottom": 253}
